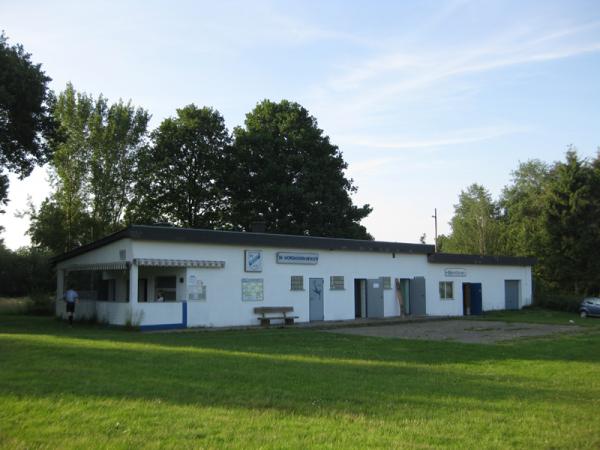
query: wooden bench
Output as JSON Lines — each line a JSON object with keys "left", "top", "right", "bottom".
{"left": 254, "top": 306, "right": 298, "bottom": 327}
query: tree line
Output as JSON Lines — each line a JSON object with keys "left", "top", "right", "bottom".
{"left": 0, "top": 32, "right": 371, "bottom": 296}
{"left": 440, "top": 148, "right": 600, "bottom": 298}
{"left": 26, "top": 87, "right": 372, "bottom": 255}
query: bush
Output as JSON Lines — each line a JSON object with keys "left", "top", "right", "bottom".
{"left": 534, "top": 292, "right": 581, "bottom": 313}
{"left": 26, "top": 290, "right": 55, "bottom": 316}
{"left": 0, "top": 245, "right": 54, "bottom": 304}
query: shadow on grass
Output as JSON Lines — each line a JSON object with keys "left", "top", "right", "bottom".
{"left": 1, "top": 329, "right": 594, "bottom": 420}
{"left": 1, "top": 314, "right": 599, "bottom": 366}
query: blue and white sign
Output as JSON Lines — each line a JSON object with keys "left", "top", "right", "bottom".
{"left": 245, "top": 250, "right": 263, "bottom": 272}
{"left": 444, "top": 268, "right": 466, "bottom": 277}
{"left": 276, "top": 252, "right": 319, "bottom": 265}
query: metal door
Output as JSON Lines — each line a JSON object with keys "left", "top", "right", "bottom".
{"left": 410, "top": 276, "right": 427, "bottom": 316}
{"left": 309, "top": 278, "right": 324, "bottom": 322}
{"left": 470, "top": 283, "right": 483, "bottom": 315}
{"left": 366, "top": 278, "right": 384, "bottom": 318}
{"left": 504, "top": 280, "right": 520, "bottom": 310}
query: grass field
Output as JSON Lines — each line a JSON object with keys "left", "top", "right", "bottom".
{"left": 1, "top": 309, "right": 600, "bottom": 449}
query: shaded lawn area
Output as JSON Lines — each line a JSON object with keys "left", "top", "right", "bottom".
{"left": 1, "top": 313, "right": 599, "bottom": 449}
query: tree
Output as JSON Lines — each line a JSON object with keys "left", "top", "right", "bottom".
{"left": 225, "top": 100, "right": 372, "bottom": 239}
{"left": 540, "top": 149, "right": 600, "bottom": 294}
{"left": 88, "top": 95, "right": 150, "bottom": 236}
{"left": 0, "top": 32, "right": 54, "bottom": 207}
{"left": 129, "top": 105, "right": 230, "bottom": 228}
{"left": 48, "top": 84, "right": 94, "bottom": 250}
{"left": 28, "top": 84, "right": 149, "bottom": 252}
{"left": 499, "top": 159, "right": 549, "bottom": 257}
{"left": 444, "top": 184, "right": 502, "bottom": 255}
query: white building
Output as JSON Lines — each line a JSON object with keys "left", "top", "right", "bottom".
{"left": 53, "top": 225, "right": 534, "bottom": 330}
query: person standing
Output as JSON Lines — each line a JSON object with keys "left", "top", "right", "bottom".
{"left": 63, "top": 286, "right": 79, "bottom": 326}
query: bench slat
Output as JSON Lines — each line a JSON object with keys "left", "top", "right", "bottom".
{"left": 254, "top": 306, "right": 294, "bottom": 314}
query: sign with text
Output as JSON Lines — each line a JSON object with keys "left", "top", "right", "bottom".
{"left": 242, "top": 278, "right": 264, "bottom": 302}
{"left": 444, "top": 268, "right": 467, "bottom": 277}
{"left": 276, "top": 252, "right": 319, "bottom": 265}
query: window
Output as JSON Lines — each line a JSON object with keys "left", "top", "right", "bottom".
{"left": 330, "top": 276, "right": 344, "bottom": 290}
{"left": 156, "top": 276, "right": 177, "bottom": 301}
{"left": 290, "top": 276, "right": 304, "bottom": 291}
{"left": 439, "top": 281, "right": 453, "bottom": 300}
{"left": 382, "top": 277, "right": 392, "bottom": 290}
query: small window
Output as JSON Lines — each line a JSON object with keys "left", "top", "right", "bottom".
{"left": 382, "top": 277, "right": 392, "bottom": 290}
{"left": 290, "top": 276, "right": 304, "bottom": 291}
{"left": 156, "top": 276, "right": 177, "bottom": 301}
{"left": 330, "top": 276, "right": 344, "bottom": 290}
{"left": 439, "top": 281, "right": 453, "bottom": 300}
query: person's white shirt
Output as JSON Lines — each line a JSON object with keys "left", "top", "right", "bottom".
{"left": 156, "top": 294, "right": 164, "bottom": 302}
{"left": 64, "top": 289, "right": 78, "bottom": 303}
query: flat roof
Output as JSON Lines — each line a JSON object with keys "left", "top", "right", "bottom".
{"left": 428, "top": 252, "right": 536, "bottom": 266}
{"left": 52, "top": 225, "right": 436, "bottom": 263}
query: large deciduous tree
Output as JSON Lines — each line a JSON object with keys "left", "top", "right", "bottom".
{"left": 0, "top": 32, "right": 54, "bottom": 216}
{"left": 442, "top": 184, "right": 503, "bottom": 255}
{"left": 28, "top": 84, "right": 149, "bottom": 253}
{"left": 499, "top": 159, "right": 549, "bottom": 257}
{"left": 129, "top": 105, "right": 229, "bottom": 228}
{"left": 225, "top": 100, "right": 372, "bottom": 239}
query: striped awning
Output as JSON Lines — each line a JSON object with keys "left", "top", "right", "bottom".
{"left": 63, "top": 262, "right": 128, "bottom": 272}
{"left": 133, "top": 258, "right": 225, "bottom": 268}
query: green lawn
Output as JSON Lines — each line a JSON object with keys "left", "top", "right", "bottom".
{"left": 1, "top": 311, "right": 599, "bottom": 449}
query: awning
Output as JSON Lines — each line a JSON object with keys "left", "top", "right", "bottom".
{"left": 63, "top": 262, "right": 128, "bottom": 272}
{"left": 133, "top": 258, "right": 225, "bottom": 268}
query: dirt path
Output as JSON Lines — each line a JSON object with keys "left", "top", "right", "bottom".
{"left": 326, "top": 319, "right": 583, "bottom": 344}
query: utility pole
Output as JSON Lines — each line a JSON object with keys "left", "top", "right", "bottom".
{"left": 432, "top": 208, "right": 438, "bottom": 252}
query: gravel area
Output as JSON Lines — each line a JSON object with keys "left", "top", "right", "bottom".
{"left": 326, "top": 319, "right": 583, "bottom": 344}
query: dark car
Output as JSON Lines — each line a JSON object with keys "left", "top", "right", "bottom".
{"left": 579, "top": 297, "right": 600, "bottom": 318}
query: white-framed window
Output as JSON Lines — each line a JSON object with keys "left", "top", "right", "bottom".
{"left": 290, "top": 276, "right": 304, "bottom": 291}
{"left": 156, "top": 276, "right": 177, "bottom": 301}
{"left": 439, "top": 281, "right": 453, "bottom": 300}
{"left": 330, "top": 276, "right": 344, "bottom": 290}
{"left": 382, "top": 277, "right": 392, "bottom": 290}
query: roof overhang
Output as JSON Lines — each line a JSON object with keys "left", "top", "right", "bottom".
{"left": 52, "top": 225, "right": 435, "bottom": 264}
{"left": 134, "top": 258, "right": 225, "bottom": 268}
{"left": 60, "top": 262, "right": 128, "bottom": 272}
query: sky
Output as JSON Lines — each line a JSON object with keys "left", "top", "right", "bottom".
{"left": 1, "top": 0, "right": 600, "bottom": 249}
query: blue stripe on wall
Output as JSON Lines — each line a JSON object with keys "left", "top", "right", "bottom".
{"left": 139, "top": 301, "right": 188, "bottom": 332}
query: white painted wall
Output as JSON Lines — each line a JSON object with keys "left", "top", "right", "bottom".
{"left": 425, "top": 264, "right": 533, "bottom": 316}
{"left": 132, "top": 240, "right": 430, "bottom": 327}
{"left": 55, "top": 239, "right": 132, "bottom": 269}
{"left": 55, "top": 236, "right": 534, "bottom": 328}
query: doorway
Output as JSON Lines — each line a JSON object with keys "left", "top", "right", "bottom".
{"left": 505, "top": 280, "right": 520, "bottom": 310}
{"left": 463, "top": 283, "right": 482, "bottom": 315}
{"left": 354, "top": 279, "right": 367, "bottom": 318}
{"left": 409, "top": 276, "right": 427, "bottom": 316}
{"left": 366, "top": 278, "right": 384, "bottom": 319}
{"left": 309, "top": 278, "right": 324, "bottom": 322}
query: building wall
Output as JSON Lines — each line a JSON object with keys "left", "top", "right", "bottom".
{"left": 55, "top": 239, "right": 133, "bottom": 268}
{"left": 55, "top": 237, "right": 534, "bottom": 328}
{"left": 131, "top": 240, "right": 430, "bottom": 327}
{"left": 425, "top": 264, "right": 533, "bottom": 315}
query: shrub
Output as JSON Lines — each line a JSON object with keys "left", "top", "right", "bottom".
{"left": 26, "top": 290, "right": 55, "bottom": 316}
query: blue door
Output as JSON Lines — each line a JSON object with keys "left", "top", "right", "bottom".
{"left": 470, "top": 283, "right": 483, "bottom": 315}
